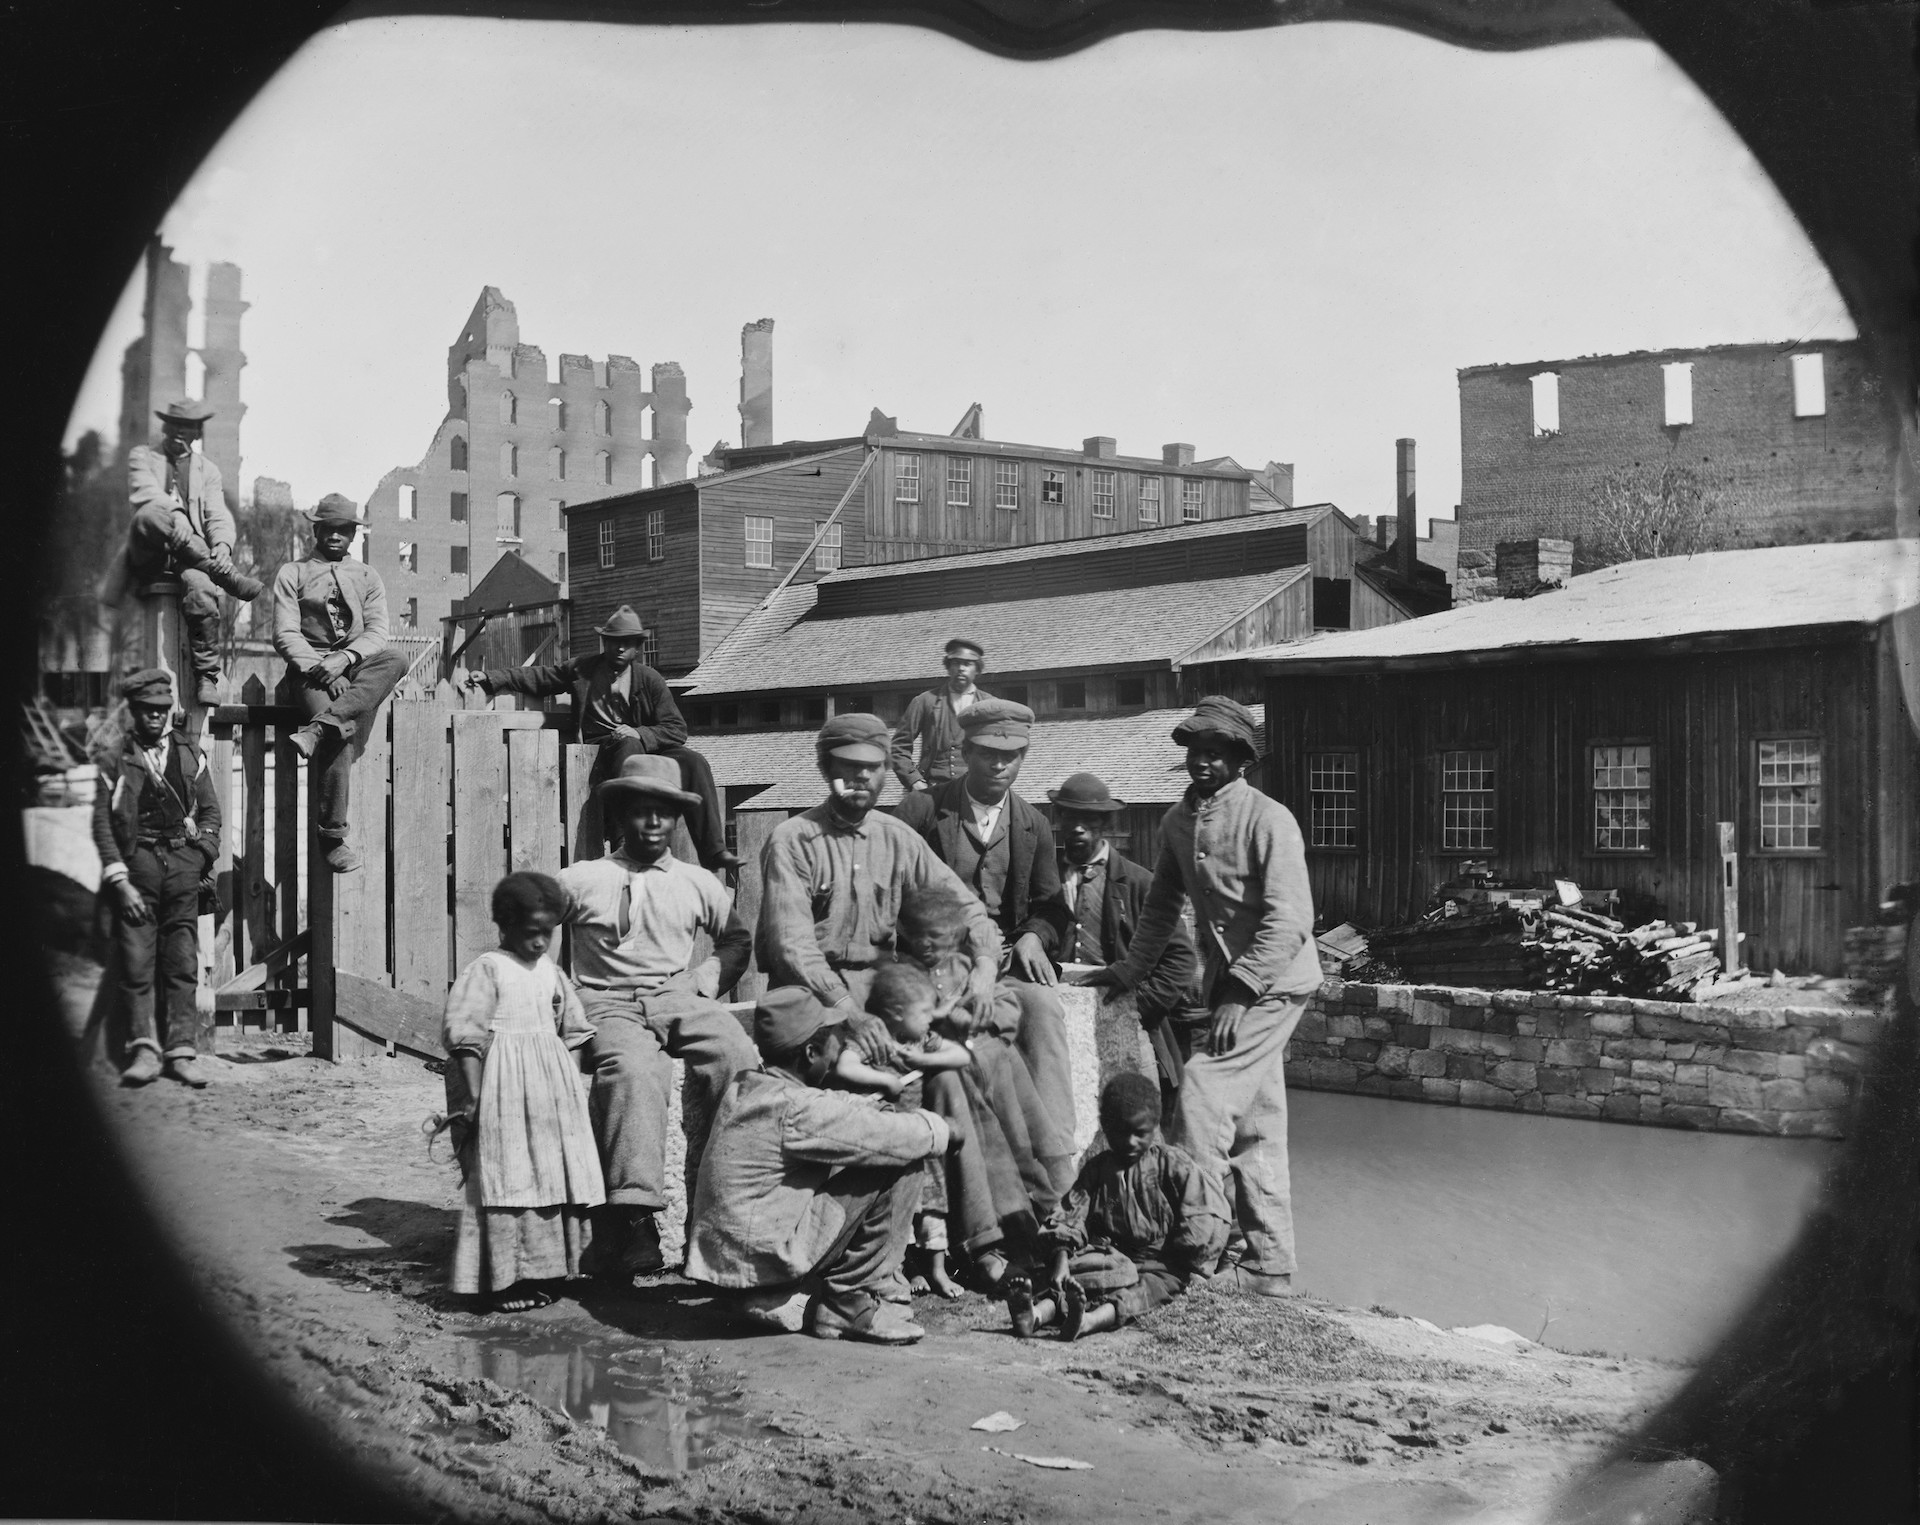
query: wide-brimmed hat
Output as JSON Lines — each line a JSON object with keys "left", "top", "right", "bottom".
{"left": 595, "top": 605, "right": 647, "bottom": 639}
{"left": 754, "top": 986, "right": 845, "bottom": 1054}
{"left": 943, "top": 637, "right": 985, "bottom": 662}
{"left": 816, "top": 712, "right": 889, "bottom": 764}
{"left": 155, "top": 398, "right": 215, "bottom": 429}
{"left": 960, "top": 698, "right": 1033, "bottom": 752}
{"left": 304, "top": 493, "right": 367, "bottom": 527}
{"left": 597, "top": 754, "right": 700, "bottom": 807}
{"left": 1047, "top": 771, "right": 1125, "bottom": 813}
{"left": 120, "top": 667, "right": 177, "bottom": 707}
{"left": 1171, "top": 696, "right": 1260, "bottom": 761}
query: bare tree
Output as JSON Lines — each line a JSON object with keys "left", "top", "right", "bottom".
{"left": 1586, "top": 462, "right": 1732, "bottom": 567}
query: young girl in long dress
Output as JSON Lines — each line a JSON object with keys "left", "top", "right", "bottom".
{"left": 441, "top": 871, "right": 605, "bottom": 1312}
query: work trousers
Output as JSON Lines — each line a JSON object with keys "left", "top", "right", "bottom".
{"left": 807, "top": 1161, "right": 923, "bottom": 1306}
{"left": 578, "top": 988, "right": 757, "bottom": 1211}
{"left": 1167, "top": 992, "right": 1305, "bottom": 1278}
{"left": 997, "top": 977, "right": 1077, "bottom": 1194}
{"left": 590, "top": 737, "right": 728, "bottom": 868}
{"left": 113, "top": 840, "right": 208, "bottom": 1059}
{"left": 1066, "top": 1250, "right": 1189, "bottom": 1326}
{"left": 287, "top": 647, "right": 411, "bottom": 838}
{"left": 127, "top": 506, "right": 223, "bottom": 679}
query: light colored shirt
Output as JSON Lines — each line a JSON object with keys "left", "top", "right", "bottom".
{"left": 1061, "top": 841, "right": 1110, "bottom": 912}
{"left": 965, "top": 787, "right": 1006, "bottom": 842}
{"left": 560, "top": 848, "right": 749, "bottom": 994}
{"left": 947, "top": 688, "right": 977, "bottom": 716}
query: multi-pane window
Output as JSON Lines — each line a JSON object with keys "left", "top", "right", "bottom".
{"left": 397, "top": 485, "right": 417, "bottom": 521}
{"left": 496, "top": 493, "right": 520, "bottom": 540}
{"left": 1042, "top": 470, "right": 1064, "bottom": 505}
{"left": 895, "top": 454, "right": 920, "bottom": 503}
{"left": 993, "top": 460, "right": 1020, "bottom": 511}
{"left": 500, "top": 442, "right": 518, "bottom": 478}
{"left": 1181, "top": 479, "right": 1205, "bottom": 522}
{"left": 1308, "top": 751, "right": 1359, "bottom": 848}
{"left": 1440, "top": 750, "right": 1496, "bottom": 852}
{"left": 450, "top": 435, "right": 468, "bottom": 471}
{"left": 946, "top": 457, "right": 971, "bottom": 507}
{"left": 1758, "top": 739, "right": 1822, "bottom": 851}
{"left": 646, "top": 509, "right": 665, "bottom": 562}
{"left": 639, "top": 627, "right": 659, "bottom": 670}
{"left": 1090, "top": 470, "right": 1116, "bottom": 519}
{"left": 745, "top": 514, "right": 774, "bottom": 568}
{"left": 1592, "top": 743, "right": 1652, "bottom": 852}
{"left": 814, "top": 521, "right": 842, "bottom": 572}
{"left": 598, "top": 519, "right": 615, "bottom": 569}
{"left": 549, "top": 447, "right": 566, "bottom": 480}
{"left": 451, "top": 545, "right": 469, "bottom": 575}
{"left": 1138, "top": 477, "right": 1162, "bottom": 523}
{"left": 396, "top": 541, "right": 417, "bottom": 574}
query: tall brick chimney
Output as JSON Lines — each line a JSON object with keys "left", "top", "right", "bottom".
{"left": 1395, "top": 437, "right": 1416, "bottom": 580}
{"left": 739, "top": 318, "right": 773, "bottom": 449}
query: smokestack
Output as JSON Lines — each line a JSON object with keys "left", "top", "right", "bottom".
{"left": 1395, "top": 437, "right": 1416, "bottom": 580}
{"left": 739, "top": 319, "right": 773, "bottom": 449}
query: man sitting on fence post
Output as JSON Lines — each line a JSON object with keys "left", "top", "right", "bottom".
{"left": 559, "top": 753, "right": 756, "bottom": 1286}
{"left": 462, "top": 605, "right": 742, "bottom": 873}
{"left": 269, "top": 493, "right": 411, "bottom": 874}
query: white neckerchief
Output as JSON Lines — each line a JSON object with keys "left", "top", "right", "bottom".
{"left": 965, "top": 788, "right": 1005, "bottom": 841}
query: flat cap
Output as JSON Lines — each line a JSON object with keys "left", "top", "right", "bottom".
{"left": 943, "top": 637, "right": 985, "bottom": 661}
{"left": 754, "top": 985, "right": 845, "bottom": 1055}
{"left": 1171, "top": 695, "right": 1260, "bottom": 760}
{"left": 960, "top": 697, "right": 1033, "bottom": 751}
{"left": 120, "top": 667, "right": 176, "bottom": 706}
{"left": 816, "top": 711, "right": 890, "bottom": 764}
{"left": 304, "top": 493, "right": 367, "bottom": 526}
{"left": 155, "top": 398, "right": 216, "bottom": 427}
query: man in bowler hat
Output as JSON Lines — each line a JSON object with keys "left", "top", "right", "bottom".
{"left": 465, "top": 604, "right": 741, "bottom": 872}
{"left": 890, "top": 637, "right": 994, "bottom": 793}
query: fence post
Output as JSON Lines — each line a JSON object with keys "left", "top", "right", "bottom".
{"left": 1718, "top": 821, "right": 1743, "bottom": 974}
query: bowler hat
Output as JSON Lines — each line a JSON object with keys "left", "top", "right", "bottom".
{"left": 816, "top": 712, "right": 890, "bottom": 764}
{"left": 754, "top": 985, "right": 845, "bottom": 1055}
{"left": 120, "top": 667, "right": 177, "bottom": 707}
{"left": 1171, "top": 696, "right": 1260, "bottom": 760}
{"left": 155, "top": 398, "right": 216, "bottom": 428}
{"left": 597, "top": 753, "right": 700, "bottom": 807}
{"left": 595, "top": 605, "right": 648, "bottom": 639}
{"left": 943, "top": 637, "right": 985, "bottom": 662}
{"left": 1047, "top": 771, "right": 1125, "bottom": 813}
{"left": 960, "top": 698, "right": 1033, "bottom": 752}
{"left": 304, "top": 493, "right": 367, "bottom": 527}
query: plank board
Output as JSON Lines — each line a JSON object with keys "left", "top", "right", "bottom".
{"left": 335, "top": 707, "right": 391, "bottom": 981}
{"left": 391, "top": 700, "right": 451, "bottom": 1000}
{"left": 508, "top": 727, "right": 562, "bottom": 874}
{"left": 452, "top": 710, "right": 508, "bottom": 973}
{"left": 336, "top": 970, "right": 446, "bottom": 1062}
{"left": 565, "top": 742, "right": 599, "bottom": 865}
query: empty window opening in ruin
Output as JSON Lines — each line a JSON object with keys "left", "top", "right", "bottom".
{"left": 745, "top": 515, "right": 774, "bottom": 568}
{"left": 643, "top": 455, "right": 655, "bottom": 489}
{"left": 994, "top": 460, "right": 1020, "bottom": 511}
{"left": 550, "top": 499, "right": 565, "bottom": 530}
{"left": 450, "top": 435, "right": 468, "bottom": 471}
{"left": 1042, "top": 470, "right": 1065, "bottom": 505}
{"left": 397, "top": 541, "right": 417, "bottom": 574}
{"left": 597, "top": 451, "right": 613, "bottom": 485}
{"left": 1663, "top": 362, "right": 1694, "bottom": 427}
{"left": 1791, "top": 353, "right": 1826, "bottom": 417}
{"left": 185, "top": 352, "right": 205, "bottom": 401}
{"left": 501, "top": 391, "right": 517, "bottom": 425}
{"left": 647, "top": 509, "right": 665, "bottom": 562}
{"left": 814, "top": 521, "right": 842, "bottom": 572}
{"left": 1139, "top": 477, "right": 1162, "bottom": 523}
{"left": 497, "top": 493, "right": 521, "bottom": 541}
{"left": 640, "top": 404, "right": 653, "bottom": 440}
{"left": 556, "top": 550, "right": 568, "bottom": 582}
{"left": 895, "top": 454, "right": 921, "bottom": 503}
{"left": 501, "top": 443, "right": 518, "bottom": 478}
{"left": 598, "top": 519, "right": 615, "bottom": 568}
{"left": 550, "top": 398, "right": 567, "bottom": 431}
{"left": 397, "top": 484, "right": 417, "bottom": 521}
{"left": 550, "top": 447, "right": 566, "bottom": 480}
{"left": 596, "top": 399, "right": 612, "bottom": 435}
{"left": 451, "top": 544, "right": 469, "bottom": 575}
{"left": 450, "top": 490, "right": 468, "bottom": 522}
{"left": 593, "top": 360, "right": 608, "bottom": 390}
{"left": 1530, "top": 372, "right": 1560, "bottom": 436}
{"left": 401, "top": 597, "right": 419, "bottom": 631}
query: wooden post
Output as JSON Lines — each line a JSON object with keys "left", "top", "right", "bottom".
{"left": 1718, "top": 821, "right": 1743, "bottom": 975}
{"left": 452, "top": 710, "right": 509, "bottom": 974}
{"left": 391, "top": 696, "right": 452, "bottom": 1002}
{"left": 308, "top": 747, "right": 337, "bottom": 1058}
{"left": 273, "top": 674, "right": 302, "bottom": 1031}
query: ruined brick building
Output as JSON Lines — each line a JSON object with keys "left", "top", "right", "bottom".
{"left": 362, "top": 287, "right": 691, "bottom": 634}
{"left": 1456, "top": 339, "right": 1897, "bottom": 581}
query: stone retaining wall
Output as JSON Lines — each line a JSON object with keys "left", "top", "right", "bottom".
{"left": 1284, "top": 980, "right": 1889, "bottom": 1138}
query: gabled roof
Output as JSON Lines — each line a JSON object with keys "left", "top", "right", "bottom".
{"left": 682, "top": 568, "right": 1309, "bottom": 696}
{"left": 1249, "top": 541, "right": 1920, "bottom": 672}
{"left": 569, "top": 445, "right": 863, "bottom": 514}
{"left": 458, "top": 550, "right": 560, "bottom": 615}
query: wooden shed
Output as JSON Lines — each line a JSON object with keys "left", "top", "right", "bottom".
{"left": 1249, "top": 542, "right": 1920, "bottom": 974}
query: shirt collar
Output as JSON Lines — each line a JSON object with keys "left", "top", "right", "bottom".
{"left": 813, "top": 801, "right": 872, "bottom": 836}
{"left": 610, "top": 847, "right": 678, "bottom": 874}
{"left": 1067, "top": 842, "right": 1109, "bottom": 874}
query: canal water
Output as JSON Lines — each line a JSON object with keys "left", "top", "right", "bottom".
{"left": 1287, "top": 1090, "right": 1835, "bottom": 1360}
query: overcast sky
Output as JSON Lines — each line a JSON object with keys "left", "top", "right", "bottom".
{"left": 66, "top": 16, "right": 1852, "bottom": 532}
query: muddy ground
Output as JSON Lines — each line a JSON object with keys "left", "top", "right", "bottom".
{"left": 52, "top": 953, "right": 1693, "bottom": 1524}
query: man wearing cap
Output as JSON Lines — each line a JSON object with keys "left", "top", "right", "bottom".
{"left": 1048, "top": 772, "right": 1205, "bottom": 1112}
{"left": 558, "top": 753, "right": 756, "bottom": 1285}
{"left": 893, "top": 697, "right": 1077, "bottom": 1154}
{"left": 464, "top": 605, "right": 741, "bottom": 872}
{"left": 890, "top": 638, "right": 993, "bottom": 793}
{"left": 685, "top": 985, "right": 960, "bottom": 1344}
{"left": 270, "top": 494, "right": 412, "bottom": 874}
{"left": 105, "top": 398, "right": 266, "bottom": 707}
{"left": 91, "top": 669, "right": 223, "bottom": 1088}
{"left": 1078, "top": 697, "right": 1319, "bottom": 1297}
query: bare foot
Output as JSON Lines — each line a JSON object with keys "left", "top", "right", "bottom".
{"left": 926, "top": 1256, "right": 963, "bottom": 1300}
{"left": 1059, "top": 1277, "right": 1087, "bottom": 1340}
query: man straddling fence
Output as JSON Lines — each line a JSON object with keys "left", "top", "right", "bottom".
{"left": 270, "top": 493, "right": 411, "bottom": 874}
{"left": 463, "top": 604, "right": 742, "bottom": 872}
{"left": 890, "top": 636, "right": 992, "bottom": 794}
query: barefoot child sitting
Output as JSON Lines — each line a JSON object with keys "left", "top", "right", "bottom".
{"left": 1006, "top": 1072, "right": 1230, "bottom": 1340}
{"left": 440, "top": 872, "right": 605, "bottom": 1313}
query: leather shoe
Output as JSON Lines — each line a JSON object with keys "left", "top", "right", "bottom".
{"left": 289, "top": 724, "right": 322, "bottom": 759}
{"left": 806, "top": 1294, "right": 924, "bottom": 1345}
{"left": 324, "top": 842, "right": 363, "bottom": 874}
{"left": 1220, "top": 1265, "right": 1294, "bottom": 1298}
{"left": 194, "top": 675, "right": 223, "bottom": 707}
{"left": 211, "top": 565, "right": 265, "bottom": 601}
{"left": 121, "top": 1047, "right": 163, "bottom": 1086}
{"left": 166, "top": 1055, "right": 209, "bottom": 1089}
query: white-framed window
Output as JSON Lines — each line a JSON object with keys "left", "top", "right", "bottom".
{"left": 895, "top": 453, "right": 920, "bottom": 503}
{"left": 1531, "top": 372, "right": 1561, "bottom": 436}
{"left": 500, "top": 442, "right": 518, "bottom": 478}
{"left": 814, "top": 521, "right": 842, "bottom": 572}
{"left": 1791, "top": 352, "right": 1826, "bottom": 418}
{"left": 499, "top": 391, "right": 516, "bottom": 425}
{"left": 1139, "top": 476, "right": 1162, "bottom": 523}
{"left": 1309, "top": 751, "right": 1359, "bottom": 848}
{"left": 550, "top": 397, "right": 567, "bottom": 430}
{"left": 646, "top": 508, "right": 665, "bottom": 562}
{"left": 993, "top": 460, "right": 1020, "bottom": 511}
{"left": 597, "top": 519, "right": 615, "bottom": 569}
{"left": 639, "top": 627, "right": 659, "bottom": 669}
{"left": 1758, "top": 738, "right": 1822, "bottom": 851}
{"left": 596, "top": 399, "right": 612, "bottom": 435}
{"left": 946, "top": 456, "right": 971, "bottom": 507}
{"left": 1181, "top": 479, "right": 1205, "bottom": 522}
{"left": 496, "top": 493, "right": 521, "bottom": 540}
{"left": 1090, "top": 470, "right": 1116, "bottom": 518}
{"left": 549, "top": 446, "right": 566, "bottom": 480}
{"left": 596, "top": 450, "right": 611, "bottom": 484}
{"left": 396, "top": 540, "right": 417, "bottom": 574}
{"left": 1041, "top": 469, "right": 1065, "bottom": 505}
{"left": 397, "top": 484, "right": 417, "bottom": 521}
{"left": 745, "top": 515, "right": 774, "bottom": 568}
{"left": 1440, "top": 750, "right": 1496, "bottom": 852}
{"left": 1663, "top": 362, "right": 1694, "bottom": 427}
{"left": 1592, "top": 743, "right": 1652, "bottom": 852}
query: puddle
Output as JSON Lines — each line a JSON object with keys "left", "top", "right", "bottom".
{"left": 456, "top": 1333, "right": 776, "bottom": 1474}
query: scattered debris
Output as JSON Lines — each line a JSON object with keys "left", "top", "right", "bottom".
{"left": 983, "top": 1447, "right": 1093, "bottom": 1470}
{"left": 1315, "top": 923, "right": 1370, "bottom": 976}
{"left": 970, "top": 1412, "right": 1024, "bottom": 1433}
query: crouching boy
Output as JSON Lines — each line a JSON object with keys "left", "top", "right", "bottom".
{"left": 684, "top": 987, "right": 964, "bottom": 1346}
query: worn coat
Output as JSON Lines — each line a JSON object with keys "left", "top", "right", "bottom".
{"left": 91, "top": 732, "right": 223, "bottom": 875}
{"left": 482, "top": 652, "right": 688, "bottom": 750}
{"left": 889, "top": 684, "right": 995, "bottom": 791}
{"left": 1076, "top": 848, "right": 1203, "bottom": 1021}
{"left": 270, "top": 555, "right": 391, "bottom": 672}
{"left": 893, "top": 779, "right": 1067, "bottom": 956}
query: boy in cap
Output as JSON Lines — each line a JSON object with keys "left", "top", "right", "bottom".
{"left": 107, "top": 398, "right": 266, "bottom": 707}
{"left": 684, "top": 985, "right": 961, "bottom": 1345}
{"left": 558, "top": 754, "right": 756, "bottom": 1285}
{"left": 269, "top": 494, "right": 412, "bottom": 873}
{"left": 1078, "top": 696, "right": 1320, "bottom": 1297}
{"left": 891, "top": 637, "right": 995, "bottom": 793}
{"left": 91, "top": 668, "right": 223, "bottom": 1088}
{"left": 463, "top": 604, "right": 740, "bottom": 872}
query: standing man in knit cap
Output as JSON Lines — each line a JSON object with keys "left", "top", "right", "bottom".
{"left": 890, "top": 637, "right": 993, "bottom": 794}
{"left": 106, "top": 398, "right": 266, "bottom": 706}
{"left": 464, "top": 604, "right": 741, "bottom": 872}
{"left": 1078, "top": 697, "right": 1319, "bottom": 1297}
{"left": 91, "top": 668, "right": 223, "bottom": 1088}
{"left": 270, "top": 494, "right": 412, "bottom": 873}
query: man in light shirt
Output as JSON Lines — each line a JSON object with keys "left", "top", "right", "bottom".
{"left": 890, "top": 637, "right": 993, "bottom": 793}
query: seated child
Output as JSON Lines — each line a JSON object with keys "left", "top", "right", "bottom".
{"left": 833, "top": 960, "right": 973, "bottom": 1296}
{"left": 1005, "top": 1072, "right": 1231, "bottom": 1341}
{"left": 439, "top": 871, "right": 605, "bottom": 1313}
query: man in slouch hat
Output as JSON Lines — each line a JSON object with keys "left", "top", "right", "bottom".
{"left": 890, "top": 637, "right": 993, "bottom": 794}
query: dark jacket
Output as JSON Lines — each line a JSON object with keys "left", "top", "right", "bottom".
{"left": 92, "top": 733, "right": 222, "bottom": 874}
{"left": 1081, "top": 848, "right": 1204, "bottom": 1021}
{"left": 890, "top": 685, "right": 995, "bottom": 791}
{"left": 894, "top": 779, "right": 1067, "bottom": 956}
{"left": 481, "top": 652, "right": 688, "bottom": 752}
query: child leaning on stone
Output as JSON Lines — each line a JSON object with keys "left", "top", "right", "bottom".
{"left": 1006, "top": 1072, "right": 1231, "bottom": 1340}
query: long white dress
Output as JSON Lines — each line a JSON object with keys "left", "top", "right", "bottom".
{"left": 444, "top": 951, "right": 606, "bottom": 1294}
